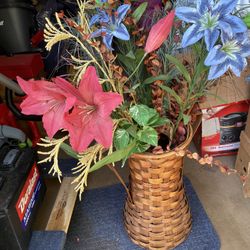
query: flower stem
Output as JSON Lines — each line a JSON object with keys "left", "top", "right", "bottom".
{"left": 125, "top": 53, "right": 148, "bottom": 84}
{"left": 60, "top": 142, "right": 78, "bottom": 159}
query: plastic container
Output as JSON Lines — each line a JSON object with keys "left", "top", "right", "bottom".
{"left": 0, "top": 1, "right": 36, "bottom": 54}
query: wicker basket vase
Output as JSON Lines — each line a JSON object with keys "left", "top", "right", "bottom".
{"left": 124, "top": 128, "right": 193, "bottom": 250}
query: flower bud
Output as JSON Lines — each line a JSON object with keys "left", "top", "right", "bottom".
{"left": 144, "top": 10, "right": 175, "bottom": 53}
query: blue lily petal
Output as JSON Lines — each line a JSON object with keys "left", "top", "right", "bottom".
{"left": 117, "top": 4, "right": 131, "bottom": 25}
{"left": 103, "top": 32, "right": 114, "bottom": 51}
{"left": 206, "top": 31, "right": 250, "bottom": 80}
{"left": 241, "top": 43, "right": 250, "bottom": 57}
{"left": 90, "top": 27, "right": 107, "bottom": 38}
{"left": 222, "top": 15, "right": 247, "bottom": 34}
{"left": 207, "top": 61, "right": 229, "bottom": 80}
{"left": 197, "top": 0, "right": 214, "bottom": 15}
{"left": 89, "top": 14, "right": 100, "bottom": 27}
{"left": 113, "top": 23, "right": 130, "bottom": 40}
{"left": 236, "top": 32, "right": 248, "bottom": 41}
{"left": 213, "top": 0, "right": 237, "bottom": 15}
{"left": 204, "top": 28, "right": 220, "bottom": 50}
{"left": 177, "top": 0, "right": 247, "bottom": 51}
{"left": 89, "top": 10, "right": 109, "bottom": 27}
{"left": 229, "top": 55, "right": 246, "bottom": 77}
{"left": 220, "top": 30, "right": 231, "bottom": 44}
{"left": 204, "top": 45, "right": 227, "bottom": 66}
{"left": 89, "top": 3, "right": 130, "bottom": 50}
{"left": 175, "top": 7, "right": 200, "bottom": 23}
{"left": 181, "top": 24, "right": 204, "bottom": 48}
{"left": 218, "top": 20, "right": 233, "bottom": 37}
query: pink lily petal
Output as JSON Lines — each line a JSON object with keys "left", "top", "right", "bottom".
{"left": 53, "top": 77, "right": 82, "bottom": 100}
{"left": 17, "top": 76, "right": 51, "bottom": 95}
{"left": 91, "top": 115, "right": 113, "bottom": 148}
{"left": 17, "top": 75, "right": 77, "bottom": 138}
{"left": 144, "top": 10, "right": 175, "bottom": 53}
{"left": 78, "top": 66, "right": 102, "bottom": 104}
{"left": 42, "top": 103, "right": 68, "bottom": 138}
{"left": 42, "top": 96, "right": 76, "bottom": 138}
{"left": 94, "top": 92, "right": 123, "bottom": 117}
{"left": 17, "top": 76, "right": 63, "bottom": 101}
{"left": 64, "top": 103, "right": 91, "bottom": 128}
{"left": 20, "top": 97, "right": 52, "bottom": 115}
{"left": 64, "top": 115, "right": 95, "bottom": 152}
{"left": 63, "top": 66, "right": 123, "bottom": 152}
{"left": 64, "top": 96, "right": 76, "bottom": 113}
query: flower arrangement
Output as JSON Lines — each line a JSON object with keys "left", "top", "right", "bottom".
{"left": 17, "top": 0, "right": 250, "bottom": 197}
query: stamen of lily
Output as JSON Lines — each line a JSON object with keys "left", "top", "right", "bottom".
{"left": 199, "top": 12, "right": 219, "bottom": 30}
{"left": 79, "top": 104, "right": 96, "bottom": 115}
{"left": 221, "top": 40, "right": 241, "bottom": 60}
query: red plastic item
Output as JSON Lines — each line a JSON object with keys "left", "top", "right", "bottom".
{"left": 26, "top": 121, "right": 41, "bottom": 146}
{"left": 31, "top": 30, "right": 44, "bottom": 48}
{"left": 0, "top": 103, "right": 18, "bottom": 128}
{"left": 0, "top": 53, "right": 44, "bottom": 80}
{"left": 0, "top": 103, "right": 41, "bottom": 146}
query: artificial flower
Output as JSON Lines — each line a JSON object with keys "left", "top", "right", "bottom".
{"left": 144, "top": 10, "right": 175, "bottom": 53}
{"left": 176, "top": 0, "right": 247, "bottom": 50}
{"left": 90, "top": 4, "right": 130, "bottom": 50}
{"left": 17, "top": 76, "right": 77, "bottom": 138}
{"left": 204, "top": 32, "right": 250, "bottom": 80}
{"left": 64, "top": 66, "right": 122, "bottom": 152}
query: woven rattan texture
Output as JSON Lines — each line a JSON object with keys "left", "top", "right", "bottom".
{"left": 124, "top": 129, "right": 193, "bottom": 250}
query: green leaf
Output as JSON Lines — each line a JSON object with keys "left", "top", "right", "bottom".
{"left": 149, "top": 117, "right": 170, "bottom": 127}
{"left": 135, "top": 49, "right": 145, "bottom": 63}
{"left": 132, "top": 2, "right": 148, "bottom": 23}
{"left": 142, "top": 73, "right": 175, "bottom": 85}
{"left": 243, "top": 13, "right": 250, "bottom": 28}
{"left": 137, "top": 126, "right": 158, "bottom": 146}
{"left": 123, "top": 83, "right": 141, "bottom": 93}
{"left": 193, "top": 59, "right": 208, "bottom": 83}
{"left": 126, "top": 50, "right": 136, "bottom": 59}
{"left": 129, "top": 104, "right": 158, "bottom": 126}
{"left": 114, "top": 129, "right": 130, "bottom": 150}
{"left": 133, "top": 142, "right": 150, "bottom": 153}
{"left": 117, "top": 49, "right": 145, "bottom": 73}
{"left": 117, "top": 54, "right": 135, "bottom": 72}
{"left": 126, "top": 124, "right": 138, "bottom": 138}
{"left": 165, "top": 54, "right": 192, "bottom": 84}
{"left": 182, "top": 114, "right": 190, "bottom": 125}
{"left": 159, "top": 85, "right": 182, "bottom": 106}
{"left": 89, "top": 141, "right": 136, "bottom": 173}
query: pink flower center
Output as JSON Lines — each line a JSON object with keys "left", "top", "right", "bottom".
{"left": 79, "top": 104, "right": 96, "bottom": 116}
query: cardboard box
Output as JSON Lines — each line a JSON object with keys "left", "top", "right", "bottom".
{"left": 235, "top": 131, "right": 250, "bottom": 197}
{"left": 194, "top": 67, "right": 250, "bottom": 157}
{"left": 244, "top": 107, "right": 250, "bottom": 137}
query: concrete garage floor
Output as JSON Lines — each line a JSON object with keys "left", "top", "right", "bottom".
{"left": 86, "top": 143, "right": 250, "bottom": 250}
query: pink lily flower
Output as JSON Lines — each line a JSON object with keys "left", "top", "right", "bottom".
{"left": 17, "top": 76, "right": 77, "bottom": 138}
{"left": 144, "top": 10, "right": 175, "bottom": 53}
{"left": 64, "top": 66, "right": 123, "bottom": 153}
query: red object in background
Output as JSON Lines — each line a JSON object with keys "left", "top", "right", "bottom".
{"left": 194, "top": 100, "right": 250, "bottom": 157}
{"left": 0, "top": 103, "right": 18, "bottom": 128}
{"left": 0, "top": 53, "right": 43, "bottom": 145}
{"left": 0, "top": 53, "right": 43, "bottom": 80}
{"left": 0, "top": 103, "right": 41, "bottom": 146}
{"left": 31, "top": 30, "right": 44, "bottom": 48}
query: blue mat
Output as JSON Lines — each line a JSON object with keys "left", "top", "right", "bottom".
{"left": 65, "top": 177, "right": 220, "bottom": 250}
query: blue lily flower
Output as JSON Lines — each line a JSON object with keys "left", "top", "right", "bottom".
{"left": 204, "top": 32, "right": 250, "bottom": 80}
{"left": 90, "top": 4, "right": 130, "bottom": 50}
{"left": 176, "top": 0, "right": 247, "bottom": 50}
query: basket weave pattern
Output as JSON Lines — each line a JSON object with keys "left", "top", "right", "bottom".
{"left": 124, "top": 140, "right": 192, "bottom": 249}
